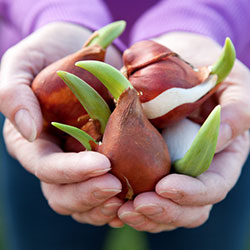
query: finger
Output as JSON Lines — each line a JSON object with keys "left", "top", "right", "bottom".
{"left": 118, "top": 201, "right": 146, "bottom": 227}
{"left": 118, "top": 201, "right": 176, "bottom": 232}
{"left": 108, "top": 218, "right": 124, "bottom": 228}
{"left": 3, "top": 120, "right": 111, "bottom": 184}
{"left": 216, "top": 62, "right": 250, "bottom": 152}
{"left": 101, "top": 197, "right": 124, "bottom": 217}
{"left": 0, "top": 47, "right": 46, "bottom": 141}
{"left": 156, "top": 131, "right": 250, "bottom": 206}
{"left": 72, "top": 197, "right": 123, "bottom": 226}
{"left": 41, "top": 174, "right": 122, "bottom": 215}
{"left": 105, "top": 45, "right": 123, "bottom": 69}
{"left": 134, "top": 192, "right": 212, "bottom": 228}
{"left": 0, "top": 22, "right": 92, "bottom": 141}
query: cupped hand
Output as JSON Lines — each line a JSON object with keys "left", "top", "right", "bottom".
{"left": 0, "top": 22, "right": 124, "bottom": 226}
{"left": 154, "top": 32, "right": 250, "bottom": 152}
{"left": 0, "top": 21, "right": 122, "bottom": 141}
{"left": 3, "top": 119, "right": 124, "bottom": 226}
{"left": 117, "top": 32, "right": 250, "bottom": 232}
{"left": 118, "top": 131, "right": 249, "bottom": 232}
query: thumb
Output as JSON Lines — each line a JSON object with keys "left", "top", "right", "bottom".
{"left": 0, "top": 22, "right": 100, "bottom": 142}
{"left": 217, "top": 103, "right": 250, "bottom": 152}
{"left": 216, "top": 61, "right": 250, "bottom": 152}
{"left": 0, "top": 48, "right": 44, "bottom": 141}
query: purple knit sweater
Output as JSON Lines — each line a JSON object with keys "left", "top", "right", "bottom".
{"left": 0, "top": 0, "right": 250, "bottom": 67}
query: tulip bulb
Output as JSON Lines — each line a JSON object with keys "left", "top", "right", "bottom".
{"left": 122, "top": 38, "right": 235, "bottom": 128}
{"left": 32, "top": 21, "right": 126, "bottom": 129}
{"left": 162, "top": 118, "right": 201, "bottom": 162}
{"left": 57, "top": 61, "right": 171, "bottom": 199}
{"left": 99, "top": 88, "right": 171, "bottom": 199}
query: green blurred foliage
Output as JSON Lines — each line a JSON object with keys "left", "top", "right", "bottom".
{"left": 0, "top": 214, "right": 6, "bottom": 250}
{"left": 103, "top": 225, "right": 149, "bottom": 250}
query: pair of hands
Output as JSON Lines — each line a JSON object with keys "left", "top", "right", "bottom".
{"left": 1, "top": 22, "right": 250, "bottom": 232}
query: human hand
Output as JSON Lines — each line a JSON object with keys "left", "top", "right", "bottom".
{"left": 0, "top": 21, "right": 122, "bottom": 141}
{"left": 0, "top": 22, "right": 124, "bottom": 226}
{"left": 117, "top": 32, "right": 250, "bottom": 232}
{"left": 153, "top": 32, "right": 250, "bottom": 152}
{"left": 3, "top": 119, "right": 124, "bottom": 226}
{"left": 117, "top": 131, "right": 249, "bottom": 232}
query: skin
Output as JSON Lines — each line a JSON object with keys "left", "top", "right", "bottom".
{"left": 0, "top": 22, "right": 124, "bottom": 227}
{"left": 116, "top": 32, "right": 250, "bottom": 231}
{"left": 1, "top": 25, "right": 250, "bottom": 231}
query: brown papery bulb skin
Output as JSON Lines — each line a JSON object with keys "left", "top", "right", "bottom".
{"left": 123, "top": 40, "right": 211, "bottom": 127}
{"left": 64, "top": 119, "right": 102, "bottom": 152}
{"left": 32, "top": 45, "right": 113, "bottom": 129}
{"left": 99, "top": 88, "right": 171, "bottom": 200}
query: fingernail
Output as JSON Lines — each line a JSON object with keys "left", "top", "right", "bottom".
{"left": 135, "top": 204, "right": 164, "bottom": 216}
{"left": 159, "top": 190, "right": 183, "bottom": 199}
{"left": 216, "top": 123, "right": 232, "bottom": 152}
{"left": 88, "top": 168, "right": 111, "bottom": 178}
{"left": 119, "top": 211, "right": 145, "bottom": 225}
{"left": 93, "top": 189, "right": 121, "bottom": 200}
{"left": 101, "top": 202, "right": 121, "bottom": 216}
{"left": 14, "top": 109, "right": 37, "bottom": 142}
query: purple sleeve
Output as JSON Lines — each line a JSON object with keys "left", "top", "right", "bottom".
{"left": 130, "top": 0, "right": 250, "bottom": 64}
{"left": 4, "top": 0, "right": 112, "bottom": 37}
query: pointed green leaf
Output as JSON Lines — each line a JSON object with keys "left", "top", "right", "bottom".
{"left": 51, "top": 122, "right": 97, "bottom": 151}
{"left": 211, "top": 37, "right": 236, "bottom": 83}
{"left": 174, "top": 105, "right": 221, "bottom": 177}
{"left": 76, "top": 60, "right": 133, "bottom": 100}
{"left": 57, "top": 71, "right": 111, "bottom": 134}
{"left": 87, "top": 20, "right": 126, "bottom": 49}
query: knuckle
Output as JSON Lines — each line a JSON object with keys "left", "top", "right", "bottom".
{"left": 217, "top": 190, "right": 228, "bottom": 203}
{"left": 89, "top": 218, "right": 108, "bottom": 226}
{"left": 48, "top": 198, "right": 70, "bottom": 215}
{"left": 147, "top": 228, "right": 161, "bottom": 233}
{"left": 0, "top": 85, "right": 14, "bottom": 106}
{"left": 212, "top": 186, "right": 228, "bottom": 204}
{"left": 71, "top": 214, "right": 86, "bottom": 224}
{"left": 185, "top": 208, "right": 211, "bottom": 228}
{"left": 74, "top": 197, "right": 93, "bottom": 212}
{"left": 198, "top": 212, "right": 209, "bottom": 227}
{"left": 1, "top": 47, "right": 16, "bottom": 63}
{"left": 40, "top": 183, "right": 50, "bottom": 201}
{"left": 42, "top": 184, "right": 71, "bottom": 215}
{"left": 89, "top": 210, "right": 116, "bottom": 226}
{"left": 2, "top": 120, "right": 18, "bottom": 157}
{"left": 162, "top": 206, "right": 181, "bottom": 225}
{"left": 52, "top": 165, "right": 70, "bottom": 182}
{"left": 137, "top": 223, "right": 158, "bottom": 233}
{"left": 72, "top": 213, "right": 108, "bottom": 226}
{"left": 189, "top": 213, "right": 209, "bottom": 228}
{"left": 34, "top": 164, "right": 48, "bottom": 183}
{"left": 69, "top": 184, "right": 100, "bottom": 212}
{"left": 147, "top": 225, "right": 168, "bottom": 233}
{"left": 1, "top": 45, "right": 30, "bottom": 67}
{"left": 72, "top": 185, "right": 95, "bottom": 209}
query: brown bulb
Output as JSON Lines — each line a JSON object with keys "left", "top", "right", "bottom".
{"left": 32, "top": 45, "right": 113, "bottom": 129}
{"left": 122, "top": 40, "right": 217, "bottom": 128}
{"left": 99, "top": 88, "right": 171, "bottom": 199}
